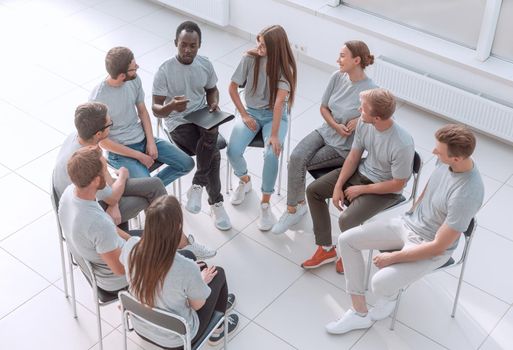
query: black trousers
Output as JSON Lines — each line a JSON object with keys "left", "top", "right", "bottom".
{"left": 170, "top": 124, "right": 223, "bottom": 205}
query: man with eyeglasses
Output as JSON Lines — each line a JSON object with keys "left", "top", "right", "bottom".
{"left": 90, "top": 46, "right": 194, "bottom": 188}
{"left": 53, "top": 102, "right": 217, "bottom": 260}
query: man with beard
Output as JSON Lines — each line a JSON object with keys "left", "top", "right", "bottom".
{"left": 90, "top": 46, "right": 194, "bottom": 187}
{"left": 58, "top": 146, "right": 131, "bottom": 291}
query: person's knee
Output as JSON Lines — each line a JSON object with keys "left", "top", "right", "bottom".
{"left": 213, "top": 266, "right": 226, "bottom": 283}
{"left": 338, "top": 210, "right": 361, "bottom": 233}
{"left": 306, "top": 181, "right": 321, "bottom": 201}
{"left": 179, "top": 249, "right": 197, "bottom": 261}
{"left": 288, "top": 148, "right": 304, "bottom": 167}
{"left": 371, "top": 272, "right": 396, "bottom": 298}
{"left": 183, "top": 156, "right": 195, "bottom": 172}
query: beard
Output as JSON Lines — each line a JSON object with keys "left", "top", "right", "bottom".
{"left": 124, "top": 73, "right": 137, "bottom": 82}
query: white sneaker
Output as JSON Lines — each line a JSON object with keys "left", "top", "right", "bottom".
{"left": 230, "top": 179, "right": 252, "bottom": 205}
{"left": 369, "top": 298, "right": 397, "bottom": 321}
{"left": 325, "top": 309, "right": 372, "bottom": 334}
{"left": 184, "top": 234, "right": 216, "bottom": 259}
{"left": 271, "top": 203, "right": 308, "bottom": 234}
{"left": 210, "top": 202, "right": 232, "bottom": 231}
{"left": 186, "top": 185, "right": 203, "bottom": 214}
{"left": 257, "top": 203, "right": 275, "bottom": 231}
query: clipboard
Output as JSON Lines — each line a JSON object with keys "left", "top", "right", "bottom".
{"left": 183, "top": 107, "right": 235, "bottom": 130}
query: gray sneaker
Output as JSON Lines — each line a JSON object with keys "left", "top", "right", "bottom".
{"left": 208, "top": 313, "right": 240, "bottom": 346}
{"left": 184, "top": 234, "right": 216, "bottom": 260}
{"left": 211, "top": 201, "right": 232, "bottom": 231}
{"left": 271, "top": 203, "right": 308, "bottom": 234}
{"left": 257, "top": 203, "right": 275, "bottom": 231}
{"left": 186, "top": 185, "right": 203, "bottom": 214}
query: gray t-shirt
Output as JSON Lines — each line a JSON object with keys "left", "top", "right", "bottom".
{"left": 120, "top": 237, "right": 211, "bottom": 348}
{"left": 403, "top": 161, "right": 484, "bottom": 252}
{"left": 89, "top": 76, "right": 145, "bottom": 145}
{"left": 58, "top": 185, "right": 126, "bottom": 291}
{"left": 153, "top": 55, "right": 218, "bottom": 132}
{"left": 53, "top": 132, "right": 113, "bottom": 200}
{"left": 352, "top": 120, "right": 415, "bottom": 189}
{"left": 317, "top": 71, "right": 377, "bottom": 155}
{"left": 231, "top": 54, "right": 290, "bottom": 110}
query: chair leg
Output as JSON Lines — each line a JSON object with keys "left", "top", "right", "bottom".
{"left": 277, "top": 147, "right": 284, "bottom": 196}
{"left": 225, "top": 162, "right": 230, "bottom": 195}
{"left": 92, "top": 289, "right": 104, "bottom": 350}
{"left": 172, "top": 181, "right": 177, "bottom": 197}
{"left": 365, "top": 250, "right": 373, "bottom": 291}
{"left": 223, "top": 313, "right": 229, "bottom": 349}
{"left": 452, "top": 255, "right": 470, "bottom": 317}
{"left": 68, "top": 254, "right": 77, "bottom": 318}
{"left": 178, "top": 178, "right": 182, "bottom": 201}
{"left": 389, "top": 290, "right": 403, "bottom": 331}
{"left": 121, "top": 312, "right": 128, "bottom": 350}
{"left": 58, "top": 236, "right": 69, "bottom": 298}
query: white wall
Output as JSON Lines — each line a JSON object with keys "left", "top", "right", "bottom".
{"left": 228, "top": 0, "right": 513, "bottom": 105}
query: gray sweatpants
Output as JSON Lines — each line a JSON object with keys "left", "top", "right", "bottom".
{"left": 306, "top": 168, "right": 404, "bottom": 246}
{"left": 101, "top": 177, "right": 167, "bottom": 223}
{"left": 287, "top": 130, "right": 346, "bottom": 206}
{"left": 338, "top": 217, "right": 452, "bottom": 297}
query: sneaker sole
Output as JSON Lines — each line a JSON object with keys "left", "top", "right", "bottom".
{"left": 208, "top": 317, "right": 240, "bottom": 346}
{"left": 301, "top": 256, "right": 337, "bottom": 269}
{"left": 195, "top": 252, "right": 217, "bottom": 260}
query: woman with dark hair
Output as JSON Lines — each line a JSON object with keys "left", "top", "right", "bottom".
{"left": 227, "top": 24, "right": 297, "bottom": 231}
{"left": 272, "top": 41, "right": 377, "bottom": 241}
{"left": 120, "top": 195, "right": 238, "bottom": 348}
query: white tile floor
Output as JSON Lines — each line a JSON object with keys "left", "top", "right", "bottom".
{"left": 0, "top": 1, "right": 512, "bottom": 349}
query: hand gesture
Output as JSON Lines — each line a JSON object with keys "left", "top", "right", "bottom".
{"left": 242, "top": 113, "right": 258, "bottom": 132}
{"left": 146, "top": 140, "right": 158, "bottom": 160}
{"left": 116, "top": 167, "right": 129, "bottom": 180}
{"left": 268, "top": 135, "right": 281, "bottom": 157}
{"left": 201, "top": 265, "right": 218, "bottom": 284}
{"left": 209, "top": 102, "right": 219, "bottom": 112}
{"left": 344, "top": 185, "right": 366, "bottom": 202}
{"left": 373, "top": 252, "right": 397, "bottom": 268}
{"left": 106, "top": 205, "right": 122, "bottom": 225}
{"left": 138, "top": 152, "right": 155, "bottom": 169}
{"left": 335, "top": 123, "right": 351, "bottom": 137}
{"left": 346, "top": 117, "right": 359, "bottom": 133}
{"left": 332, "top": 186, "right": 345, "bottom": 211}
{"left": 170, "top": 95, "right": 189, "bottom": 112}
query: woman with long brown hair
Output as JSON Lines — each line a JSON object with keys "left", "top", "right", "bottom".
{"left": 120, "top": 195, "right": 239, "bottom": 348}
{"left": 227, "top": 24, "right": 297, "bottom": 231}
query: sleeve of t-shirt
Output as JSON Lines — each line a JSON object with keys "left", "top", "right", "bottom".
{"left": 391, "top": 145, "right": 415, "bottom": 180}
{"left": 445, "top": 190, "right": 481, "bottom": 233}
{"left": 119, "top": 236, "right": 140, "bottom": 268}
{"left": 205, "top": 59, "right": 218, "bottom": 90}
{"left": 152, "top": 66, "right": 169, "bottom": 97}
{"left": 231, "top": 55, "right": 250, "bottom": 87}
{"left": 96, "top": 184, "right": 113, "bottom": 201}
{"left": 278, "top": 74, "right": 290, "bottom": 92}
{"left": 135, "top": 76, "right": 145, "bottom": 104}
{"left": 321, "top": 72, "right": 338, "bottom": 107}
{"left": 185, "top": 261, "right": 211, "bottom": 300}
{"left": 90, "top": 217, "right": 124, "bottom": 254}
{"left": 351, "top": 119, "right": 365, "bottom": 151}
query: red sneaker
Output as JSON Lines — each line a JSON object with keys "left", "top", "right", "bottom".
{"left": 335, "top": 257, "right": 344, "bottom": 274}
{"left": 301, "top": 246, "right": 337, "bottom": 269}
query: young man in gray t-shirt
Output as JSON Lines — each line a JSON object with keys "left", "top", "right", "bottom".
{"left": 90, "top": 46, "right": 194, "bottom": 188}
{"left": 328, "top": 124, "right": 483, "bottom": 335}
{"left": 152, "top": 21, "right": 232, "bottom": 231}
{"left": 58, "top": 146, "right": 132, "bottom": 291}
{"left": 303, "top": 88, "right": 414, "bottom": 272}
{"left": 53, "top": 102, "right": 168, "bottom": 229}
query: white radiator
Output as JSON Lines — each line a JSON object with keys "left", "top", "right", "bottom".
{"left": 153, "top": 0, "right": 229, "bottom": 26}
{"left": 373, "top": 57, "right": 513, "bottom": 144}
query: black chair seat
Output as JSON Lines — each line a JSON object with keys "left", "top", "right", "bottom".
{"left": 97, "top": 286, "right": 126, "bottom": 304}
{"left": 307, "top": 165, "right": 341, "bottom": 180}
{"left": 148, "top": 160, "right": 164, "bottom": 173}
{"left": 439, "top": 257, "right": 455, "bottom": 269}
{"left": 248, "top": 130, "right": 264, "bottom": 148}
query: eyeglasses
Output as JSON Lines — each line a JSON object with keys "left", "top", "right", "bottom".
{"left": 127, "top": 63, "right": 139, "bottom": 73}
{"left": 96, "top": 122, "right": 113, "bottom": 133}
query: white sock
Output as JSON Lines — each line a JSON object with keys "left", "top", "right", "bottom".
{"left": 322, "top": 245, "right": 334, "bottom": 252}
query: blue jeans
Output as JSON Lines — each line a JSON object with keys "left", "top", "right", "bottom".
{"left": 227, "top": 107, "right": 288, "bottom": 194}
{"left": 108, "top": 137, "right": 194, "bottom": 187}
